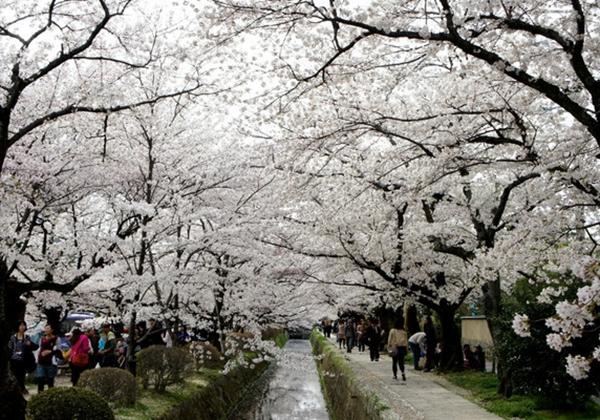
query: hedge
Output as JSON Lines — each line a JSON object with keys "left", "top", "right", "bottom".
{"left": 157, "top": 362, "right": 268, "bottom": 420}
{"left": 137, "top": 345, "right": 193, "bottom": 392}
{"left": 78, "top": 367, "right": 137, "bottom": 407}
{"left": 27, "top": 387, "right": 114, "bottom": 420}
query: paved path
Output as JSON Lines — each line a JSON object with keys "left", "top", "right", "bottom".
{"left": 24, "top": 374, "right": 71, "bottom": 400}
{"left": 330, "top": 339, "right": 500, "bottom": 420}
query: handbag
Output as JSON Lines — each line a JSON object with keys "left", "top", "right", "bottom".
{"left": 72, "top": 352, "right": 89, "bottom": 367}
{"left": 389, "top": 346, "right": 399, "bottom": 357}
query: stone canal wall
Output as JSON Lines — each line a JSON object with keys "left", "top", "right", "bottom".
{"left": 310, "top": 330, "right": 391, "bottom": 420}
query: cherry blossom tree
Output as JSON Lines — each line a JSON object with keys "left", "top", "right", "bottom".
{"left": 0, "top": 0, "right": 225, "bottom": 413}
{"left": 207, "top": 0, "right": 600, "bottom": 380}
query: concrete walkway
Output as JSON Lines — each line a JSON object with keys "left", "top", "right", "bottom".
{"left": 331, "top": 340, "right": 500, "bottom": 420}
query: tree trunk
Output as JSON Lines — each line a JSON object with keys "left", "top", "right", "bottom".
{"left": 5, "top": 285, "right": 26, "bottom": 331}
{"left": 217, "top": 308, "right": 226, "bottom": 353}
{"left": 483, "top": 276, "right": 511, "bottom": 393}
{"left": 405, "top": 304, "right": 420, "bottom": 336}
{"left": 212, "top": 285, "right": 227, "bottom": 352}
{"left": 126, "top": 310, "right": 137, "bottom": 375}
{"left": 0, "top": 260, "right": 26, "bottom": 420}
{"left": 436, "top": 302, "right": 463, "bottom": 371}
{"left": 482, "top": 277, "right": 502, "bottom": 328}
{"left": 43, "top": 306, "right": 64, "bottom": 335}
{"left": 0, "top": 120, "right": 8, "bottom": 173}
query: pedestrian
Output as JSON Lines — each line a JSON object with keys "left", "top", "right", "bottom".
{"left": 324, "top": 319, "right": 332, "bottom": 338}
{"left": 143, "top": 318, "right": 165, "bottom": 346}
{"left": 162, "top": 328, "right": 174, "bottom": 348}
{"left": 357, "top": 320, "right": 365, "bottom": 352}
{"left": 8, "top": 320, "right": 38, "bottom": 393}
{"left": 463, "top": 344, "right": 478, "bottom": 370}
{"left": 176, "top": 325, "right": 191, "bottom": 346}
{"left": 365, "top": 319, "right": 382, "bottom": 361}
{"left": 136, "top": 321, "right": 149, "bottom": 349}
{"left": 473, "top": 345, "right": 486, "bottom": 372}
{"left": 116, "top": 336, "right": 128, "bottom": 368}
{"left": 98, "top": 323, "right": 117, "bottom": 367}
{"left": 345, "top": 319, "right": 356, "bottom": 353}
{"left": 337, "top": 319, "right": 346, "bottom": 350}
{"left": 69, "top": 328, "right": 91, "bottom": 385}
{"left": 86, "top": 327, "right": 99, "bottom": 369}
{"left": 387, "top": 319, "right": 408, "bottom": 381}
{"left": 434, "top": 342, "right": 443, "bottom": 369}
{"left": 36, "top": 324, "right": 60, "bottom": 392}
{"left": 423, "top": 316, "right": 437, "bottom": 372}
{"left": 408, "top": 331, "right": 426, "bottom": 370}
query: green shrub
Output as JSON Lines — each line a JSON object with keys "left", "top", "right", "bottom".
{"left": 78, "top": 367, "right": 137, "bottom": 407}
{"left": 261, "top": 327, "right": 288, "bottom": 348}
{"left": 137, "top": 345, "right": 193, "bottom": 392}
{"left": 260, "top": 327, "right": 284, "bottom": 340}
{"left": 189, "top": 342, "right": 225, "bottom": 370}
{"left": 495, "top": 278, "right": 599, "bottom": 408}
{"left": 27, "top": 387, "right": 114, "bottom": 420}
{"left": 157, "top": 361, "right": 268, "bottom": 420}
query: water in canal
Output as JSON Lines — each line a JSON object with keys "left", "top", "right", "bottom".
{"left": 243, "top": 339, "right": 330, "bottom": 420}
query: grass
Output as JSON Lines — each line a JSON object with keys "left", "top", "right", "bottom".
{"left": 310, "top": 330, "right": 354, "bottom": 378}
{"left": 115, "top": 332, "right": 287, "bottom": 420}
{"left": 443, "top": 371, "right": 600, "bottom": 420}
{"left": 370, "top": 393, "right": 391, "bottom": 413}
{"left": 273, "top": 331, "right": 289, "bottom": 349}
{"left": 113, "top": 369, "right": 221, "bottom": 420}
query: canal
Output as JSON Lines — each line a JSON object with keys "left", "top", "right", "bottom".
{"left": 242, "top": 339, "right": 329, "bottom": 419}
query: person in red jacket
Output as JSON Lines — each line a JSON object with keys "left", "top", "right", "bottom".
{"left": 69, "top": 328, "right": 91, "bottom": 385}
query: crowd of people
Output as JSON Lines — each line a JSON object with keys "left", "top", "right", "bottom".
{"left": 9, "top": 313, "right": 488, "bottom": 396}
{"left": 330, "top": 318, "right": 386, "bottom": 361}
{"left": 321, "top": 314, "right": 486, "bottom": 382}
{"left": 7, "top": 318, "right": 196, "bottom": 395}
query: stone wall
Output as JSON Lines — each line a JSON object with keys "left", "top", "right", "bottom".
{"left": 310, "top": 330, "right": 390, "bottom": 420}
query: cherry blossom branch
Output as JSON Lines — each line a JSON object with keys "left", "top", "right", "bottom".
{"left": 8, "top": 82, "right": 202, "bottom": 147}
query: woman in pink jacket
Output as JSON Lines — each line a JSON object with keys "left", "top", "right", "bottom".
{"left": 69, "top": 328, "right": 91, "bottom": 385}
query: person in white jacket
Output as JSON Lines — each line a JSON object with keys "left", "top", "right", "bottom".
{"left": 408, "top": 331, "right": 427, "bottom": 370}
{"left": 162, "top": 329, "right": 173, "bottom": 348}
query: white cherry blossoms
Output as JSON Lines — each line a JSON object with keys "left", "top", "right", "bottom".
{"left": 513, "top": 258, "right": 599, "bottom": 380}
{"left": 512, "top": 314, "right": 531, "bottom": 338}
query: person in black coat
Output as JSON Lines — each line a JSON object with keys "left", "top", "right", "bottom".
{"left": 8, "top": 321, "right": 38, "bottom": 393}
{"left": 85, "top": 327, "right": 100, "bottom": 369}
{"left": 345, "top": 320, "right": 356, "bottom": 353}
{"left": 365, "top": 319, "right": 382, "bottom": 362}
{"left": 473, "top": 345, "right": 486, "bottom": 371}
{"left": 142, "top": 318, "right": 165, "bottom": 347}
